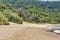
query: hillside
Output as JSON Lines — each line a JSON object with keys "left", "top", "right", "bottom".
{"left": 0, "top": 0, "right": 60, "bottom": 40}
{"left": 0, "top": 3, "right": 23, "bottom": 25}
{"left": 0, "top": 0, "right": 60, "bottom": 24}
{"left": 0, "top": 0, "right": 60, "bottom": 8}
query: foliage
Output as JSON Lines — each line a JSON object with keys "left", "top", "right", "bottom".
{"left": 18, "top": 7, "right": 60, "bottom": 24}
{"left": 0, "top": 3, "right": 23, "bottom": 25}
{"left": 0, "top": 0, "right": 60, "bottom": 9}
{"left": 3, "top": 10, "right": 23, "bottom": 24}
{"left": 0, "top": 0, "right": 60, "bottom": 24}
{"left": 0, "top": 13, "right": 10, "bottom": 25}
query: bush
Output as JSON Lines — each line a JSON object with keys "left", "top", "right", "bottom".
{"left": 3, "top": 11, "right": 23, "bottom": 24}
{"left": 0, "top": 13, "right": 10, "bottom": 25}
{"left": 9, "top": 13, "right": 23, "bottom": 24}
{"left": 49, "top": 19, "right": 58, "bottom": 24}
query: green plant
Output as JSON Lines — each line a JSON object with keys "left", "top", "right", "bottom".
{"left": 0, "top": 13, "right": 10, "bottom": 25}
{"left": 3, "top": 10, "right": 23, "bottom": 24}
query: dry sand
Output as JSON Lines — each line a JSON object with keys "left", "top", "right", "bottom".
{"left": 0, "top": 22, "right": 60, "bottom": 40}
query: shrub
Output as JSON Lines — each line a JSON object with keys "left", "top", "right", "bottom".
{"left": 49, "top": 19, "right": 58, "bottom": 24}
{"left": 9, "top": 13, "right": 23, "bottom": 24}
{"left": 3, "top": 11, "right": 23, "bottom": 24}
{"left": 0, "top": 13, "right": 10, "bottom": 25}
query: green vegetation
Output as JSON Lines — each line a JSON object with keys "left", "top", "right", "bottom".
{"left": 18, "top": 7, "right": 60, "bottom": 24}
{"left": 0, "top": 0, "right": 60, "bottom": 25}
{"left": 0, "top": 13, "right": 9, "bottom": 25}
{"left": 4, "top": 12, "right": 23, "bottom": 24}
{"left": 0, "top": 3, "right": 23, "bottom": 25}
{"left": 0, "top": 0, "right": 60, "bottom": 9}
